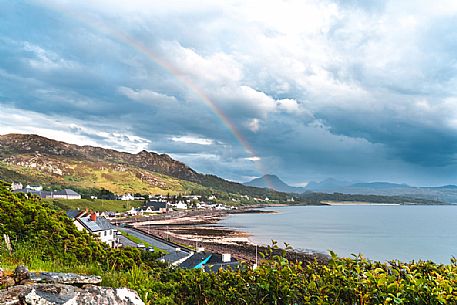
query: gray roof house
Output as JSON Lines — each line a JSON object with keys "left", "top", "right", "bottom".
{"left": 179, "top": 252, "right": 239, "bottom": 271}
{"left": 52, "top": 189, "right": 81, "bottom": 200}
{"left": 67, "top": 211, "right": 116, "bottom": 247}
{"left": 160, "top": 249, "right": 193, "bottom": 266}
{"left": 139, "top": 201, "right": 170, "bottom": 213}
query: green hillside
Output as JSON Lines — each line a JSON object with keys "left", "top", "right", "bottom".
{"left": 0, "top": 134, "right": 290, "bottom": 201}
{"left": 0, "top": 158, "right": 207, "bottom": 196}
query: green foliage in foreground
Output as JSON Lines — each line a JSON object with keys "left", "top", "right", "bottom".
{"left": 3, "top": 242, "right": 457, "bottom": 305}
{"left": 110, "top": 248, "right": 457, "bottom": 305}
{"left": 0, "top": 181, "right": 162, "bottom": 271}
{"left": 1, "top": 180, "right": 457, "bottom": 304}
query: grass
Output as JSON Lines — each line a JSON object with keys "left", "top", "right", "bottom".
{"left": 0, "top": 242, "right": 155, "bottom": 304}
{"left": 118, "top": 229, "right": 168, "bottom": 254}
{"left": 119, "top": 230, "right": 153, "bottom": 247}
{"left": 0, "top": 242, "right": 105, "bottom": 275}
{"left": 44, "top": 198, "right": 144, "bottom": 212}
{"left": 0, "top": 157, "right": 211, "bottom": 196}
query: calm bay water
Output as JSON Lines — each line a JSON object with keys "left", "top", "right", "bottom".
{"left": 219, "top": 205, "right": 457, "bottom": 264}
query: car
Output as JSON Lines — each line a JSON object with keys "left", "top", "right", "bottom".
{"left": 137, "top": 244, "right": 145, "bottom": 248}
{"left": 145, "top": 247, "right": 155, "bottom": 252}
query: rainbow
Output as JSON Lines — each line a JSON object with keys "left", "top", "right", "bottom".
{"left": 40, "top": 2, "right": 275, "bottom": 189}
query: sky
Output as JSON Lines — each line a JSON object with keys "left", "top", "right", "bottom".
{"left": 1, "top": 0, "right": 457, "bottom": 186}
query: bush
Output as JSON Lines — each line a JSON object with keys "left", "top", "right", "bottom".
{"left": 2, "top": 180, "right": 457, "bottom": 304}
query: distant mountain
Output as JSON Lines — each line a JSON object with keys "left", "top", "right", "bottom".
{"left": 244, "top": 174, "right": 306, "bottom": 194}
{"left": 305, "top": 178, "right": 352, "bottom": 192}
{"left": 0, "top": 133, "right": 287, "bottom": 200}
{"left": 430, "top": 185, "right": 457, "bottom": 190}
{"left": 304, "top": 178, "right": 457, "bottom": 204}
{"left": 350, "top": 182, "right": 410, "bottom": 189}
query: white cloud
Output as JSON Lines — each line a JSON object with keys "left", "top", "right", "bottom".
{"left": 276, "top": 99, "right": 302, "bottom": 113}
{"left": 0, "top": 105, "right": 150, "bottom": 153}
{"left": 171, "top": 135, "right": 214, "bottom": 145}
{"left": 161, "top": 41, "right": 243, "bottom": 84}
{"left": 23, "top": 41, "right": 77, "bottom": 70}
{"left": 118, "top": 86, "right": 178, "bottom": 104}
{"left": 246, "top": 118, "right": 260, "bottom": 133}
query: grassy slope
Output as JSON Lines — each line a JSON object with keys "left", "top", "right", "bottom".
{"left": 43, "top": 198, "right": 144, "bottom": 212}
{"left": 0, "top": 158, "right": 208, "bottom": 196}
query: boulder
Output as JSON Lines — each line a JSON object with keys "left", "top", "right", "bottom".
{"left": 0, "top": 283, "right": 144, "bottom": 305}
{"left": 29, "top": 272, "right": 102, "bottom": 285}
{"left": 13, "top": 265, "right": 29, "bottom": 284}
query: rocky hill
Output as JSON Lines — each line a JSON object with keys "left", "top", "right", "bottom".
{"left": 0, "top": 134, "right": 285, "bottom": 199}
{"left": 0, "top": 133, "right": 199, "bottom": 180}
{"left": 244, "top": 174, "right": 306, "bottom": 194}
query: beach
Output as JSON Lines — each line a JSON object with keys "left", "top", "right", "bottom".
{"left": 124, "top": 208, "right": 329, "bottom": 264}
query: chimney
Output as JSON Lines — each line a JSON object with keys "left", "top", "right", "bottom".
{"left": 222, "top": 253, "right": 231, "bottom": 263}
{"left": 90, "top": 212, "right": 97, "bottom": 221}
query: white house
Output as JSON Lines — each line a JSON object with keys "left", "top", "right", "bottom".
{"left": 127, "top": 207, "right": 139, "bottom": 216}
{"left": 11, "top": 182, "right": 23, "bottom": 191}
{"left": 120, "top": 193, "right": 135, "bottom": 201}
{"left": 67, "top": 210, "right": 116, "bottom": 247}
{"left": 26, "top": 185, "right": 43, "bottom": 191}
{"left": 173, "top": 201, "right": 188, "bottom": 210}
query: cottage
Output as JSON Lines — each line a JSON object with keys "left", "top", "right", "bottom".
{"left": 127, "top": 207, "right": 139, "bottom": 216}
{"left": 67, "top": 210, "right": 116, "bottom": 247}
{"left": 171, "top": 200, "right": 187, "bottom": 210}
{"left": 26, "top": 185, "right": 43, "bottom": 191}
{"left": 140, "top": 201, "right": 170, "bottom": 213}
{"left": 120, "top": 193, "right": 135, "bottom": 201}
{"left": 52, "top": 189, "right": 81, "bottom": 200}
{"left": 10, "top": 182, "right": 23, "bottom": 191}
{"left": 179, "top": 251, "right": 239, "bottom": 271}
{"left": 160, "top": 248, "right": 193, "bottom": 266}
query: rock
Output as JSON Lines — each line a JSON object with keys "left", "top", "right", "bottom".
{"left": 0, "top": 283, "right": 145, "bottom": 305}
{"left": 29, "top": 272, "right": 102, "bottom": 285}
{"left": 2, "top": 277, "right": 15, "bottom": 288}
{"left": 13, "top": 265, "right": 29, "bottom": 284}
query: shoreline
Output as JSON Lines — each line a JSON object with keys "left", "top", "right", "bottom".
{"left": 130, "top": 207, "right": 330, "bottom": 264}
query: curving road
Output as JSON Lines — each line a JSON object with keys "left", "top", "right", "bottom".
{"left": 118, "top": 227, "right": 187, "bottom": 253}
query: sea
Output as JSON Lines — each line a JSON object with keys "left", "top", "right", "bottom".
{"left": 218, "top": 205, "right": 457, "bottom": 264}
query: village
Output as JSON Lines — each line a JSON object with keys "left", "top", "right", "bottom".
{"left": 10, "top": 181, "right": 245, "bottom": 271}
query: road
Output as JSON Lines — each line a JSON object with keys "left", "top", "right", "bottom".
{"left": 118, "top": 227, "right": 186, "bottom": 253}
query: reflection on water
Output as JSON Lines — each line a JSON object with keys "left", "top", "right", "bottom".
{"left": 219, "top": 205, "right": 457, "bottom": 263}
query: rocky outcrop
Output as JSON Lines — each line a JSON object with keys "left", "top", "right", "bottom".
{"left": 0, "top": 284, "right": 144, "bottom": 305}
{"left": 29, "top": 272, "right": 102, "bottom": 285}
{"left": 0, "top": 133, "right": 200, "bottom": 182}
{"left": 0, "top": 266, "right": 144, "bottom": 305}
